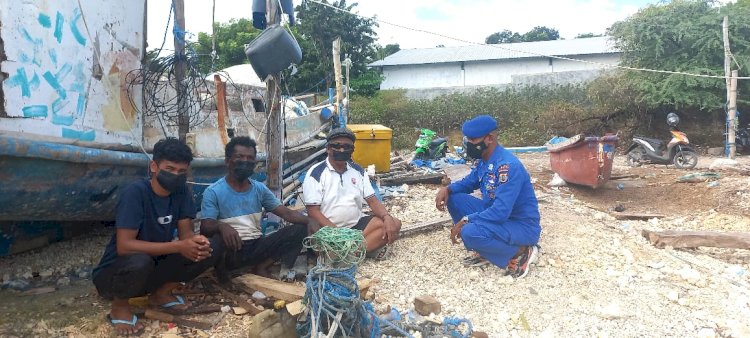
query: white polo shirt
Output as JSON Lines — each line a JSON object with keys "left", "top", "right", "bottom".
{"left": 302, "top": 158, "right": 376, "bottom": 228}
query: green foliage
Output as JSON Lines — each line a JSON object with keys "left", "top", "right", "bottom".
{"left": 289, "top": 0, "right": 379, "bottom": 94}
{"left": 607, "top": 0, "right": 750, "bottom": 110}
{"left": 192, "top": 18, "right": 261, "bottom": 75}
{"left": 348, "top": 70, "right": 383, "bottom": 97}
{"left": 485, "top": 30, "right": 523, "bottom": 44}
{"left": 522, "top": 26, "right": 561, "bottom": 42}
{"left": 349, "top": 84, "right": 625, "bottom": 149}
{"left": 485, "top": 26, "right": 560, "bottom": 44}
{"left": 375, "top": 44, "right": 400, "bottom": 60}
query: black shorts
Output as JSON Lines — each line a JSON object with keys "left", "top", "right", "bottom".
{"left": 352, "top": 215, "right": 373, "bottom": 231}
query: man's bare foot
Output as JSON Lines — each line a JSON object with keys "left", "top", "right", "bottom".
{"left": 148, "top": 282, "right": 190, "bottom": 312}
{"left": 109, "top": 298, "right": 144, "bottom": 336}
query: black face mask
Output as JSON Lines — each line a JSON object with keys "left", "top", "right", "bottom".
{"left": 332, "top": 150, "right": 354, "bottom": 162}
{"left": 233, "top": 161, "right": 255, "bottom": 181}
{"left": 464, "top": 138, "right": 488, "bottom": 159}
{"left": 156, "top": 170, "right": 187, "bottom": 193}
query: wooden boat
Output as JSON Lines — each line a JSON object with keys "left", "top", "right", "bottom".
{"left": 545, "top": 134, "right": 618, "bottom": 189}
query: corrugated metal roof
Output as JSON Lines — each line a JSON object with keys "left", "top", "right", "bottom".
{"left": 369, "top": 36, "right": 619, "bottom": 67}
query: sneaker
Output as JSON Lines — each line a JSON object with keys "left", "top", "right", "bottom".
{"left": 507, "top": 245, "right": 539, "bottom": 278}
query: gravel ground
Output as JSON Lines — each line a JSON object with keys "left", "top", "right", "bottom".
{"left": 362, "top": 187, "right": 750, "bottom": 337}
{"left": 2, "top": 154, "right": 750, "bottom": 337}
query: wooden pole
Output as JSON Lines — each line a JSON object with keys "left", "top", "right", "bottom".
{"left": 266, "top": 0, "right": 283, "bottom": 199}
{"left": 332, "top": 38, "right": 344, "bottom": 125}
{"left": 213, "top": 74, "right": 230, "bottom": 146}
{"left": 722, "top": 16, "right": 733, "bottom": 157}
{"left": 729, "top": 70, "right": 738, "bottom": 159}
{"left": 173, "top": 0, "right": 188, "bottom": 141}
{"left": 723, "top": 17, "right": 731, "bottom": 101}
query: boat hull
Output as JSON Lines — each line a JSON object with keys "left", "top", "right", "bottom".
{"left": 547, "top": 134, "right": 618, "bottom": 189}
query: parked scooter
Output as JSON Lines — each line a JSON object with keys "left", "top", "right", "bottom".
{"left": 626, "top": 112, "right": 698, "bottom": 169}
{"left": 414, "top": 129, "right": 448, "bottom": 161}
{"left": 736, "top": 124, "right": 750, "bottom": 153}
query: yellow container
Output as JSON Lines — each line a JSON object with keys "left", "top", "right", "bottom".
{"left": 348, "top": 124, "right": 392, "bottom": 173}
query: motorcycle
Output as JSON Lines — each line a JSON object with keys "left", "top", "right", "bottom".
{"left": 736, "top": 124, "right": 750, "bottom": 154}
{"left": 626, "top": 112, "right": 698, "bottom": 169}
{"left": 414, "top": 128, "right": 448, "bottom": 161}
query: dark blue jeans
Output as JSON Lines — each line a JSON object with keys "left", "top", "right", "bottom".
{"left": 93, "top": 235, "right": 223, "bottom": 299}
{"left": 226, "top": 223, "right": 307, "bottom": 270}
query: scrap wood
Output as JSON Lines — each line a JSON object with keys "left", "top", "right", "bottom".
{"left": 216, "top": 285, "right": 263, "bottom": 315}
{"left": 400, "top": 216, "right": 453, "bottom": 236}
{"left": 642, "top": 230, "right": 750, "bottom": 249}
{"left": 285, "top": 299, "right": 306, "bottom": 316}
{"left": 180, "top": 304, "right": 224, "bottom": 315}
{"left": 144, "top": 309, "right": 214, "bottom": 330}
{"left": 381, "top": 172, "right": 445, "bottom": 186}
{"left": 612, "top": 212, "right": 665, "bottom": 220}
{"left": 234, "top": 274, "right": 305, "bottom": 302}
{"left": 610, "top": 174, "right": 640, "bottom": 180}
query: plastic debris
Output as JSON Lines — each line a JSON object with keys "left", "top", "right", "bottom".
{"left": 548, "top": 173, "right": 567, "bottom": 187}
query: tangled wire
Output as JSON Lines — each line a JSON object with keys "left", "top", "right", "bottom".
{"left": 126, "top": 52, "right": 215, "bottom": 130}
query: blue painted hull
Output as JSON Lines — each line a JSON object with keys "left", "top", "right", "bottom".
{"left": 0, "top": 134, "right": 249, "bottom": 221}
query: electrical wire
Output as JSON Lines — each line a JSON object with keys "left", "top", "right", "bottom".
{"left": 307, "top": 0, "right": 750, "bottom": 80}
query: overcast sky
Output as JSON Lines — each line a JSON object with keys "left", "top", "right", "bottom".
{"left": 146, "top": 0, "right": 734, "bottom": 52}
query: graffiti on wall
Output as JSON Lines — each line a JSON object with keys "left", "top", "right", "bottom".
{"left": 1, "top": 1, "right": 144, "bottom": 144}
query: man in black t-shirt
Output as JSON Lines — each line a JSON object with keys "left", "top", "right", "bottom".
{"left": 92, "top": 138, "right": 222, "bottom": 336}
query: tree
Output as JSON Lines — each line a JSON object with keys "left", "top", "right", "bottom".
{"left": 290, "top": 0, "right": 379, "bottom": 94}
{"left": 192, "top": 18, "right": 261, "bottom": 75}
{"left": 607, "top": 0, "right": 750, "bottom": 109}
{"left": 485, "top": 30, "right": 523, "bottom": 44}
{"left": 375, "top": 43, "right": 400, "bottom": 60}
{"left": 522, "top": 26, "right": 560, "bottom": 42}
{"left": 575, "top": 33, "right": 603, "bottom": 39}
{"left": 486, "top": 26, "right": 560, "bottom": 44}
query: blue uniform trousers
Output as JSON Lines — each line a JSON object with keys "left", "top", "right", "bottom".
{"left": 447, "top": 192, "right": 530, "bottom": 268}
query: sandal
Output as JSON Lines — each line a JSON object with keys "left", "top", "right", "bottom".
{"left": 107, "top": 314, "right": 144, "bottom": 336}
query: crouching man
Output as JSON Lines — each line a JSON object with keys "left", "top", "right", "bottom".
{"left": 302, "top": 128, "right": 401, "bottom": 259}
{"left": 200, "top": 137, "right": 319, "bottom": 280}
{"left": 435, "top": 115, "right": 541, "bottom": 278}
{"left": 93, "top": 138, "right": 223, "bottom": 335}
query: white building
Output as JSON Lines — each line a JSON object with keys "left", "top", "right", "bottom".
{"left": 369, "top": 37, "right": 621, "bottom": 90}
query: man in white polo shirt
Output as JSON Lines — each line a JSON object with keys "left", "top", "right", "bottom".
{"left": 303, "top": 128, "right": 402, "bottom": 259}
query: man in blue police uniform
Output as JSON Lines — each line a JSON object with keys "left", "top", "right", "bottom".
{"left": 435, "top": 115, "right": 541, "bottom": 278}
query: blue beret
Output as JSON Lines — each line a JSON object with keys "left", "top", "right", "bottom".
{"left": 462, "top": 115, "right": 498, "bottom": 138}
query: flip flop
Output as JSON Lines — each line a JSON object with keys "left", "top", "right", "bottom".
{"left": 156, "top": 295, "right": 188, "bottom": 314}
{"left": 107, "top": 314, "right": 144, "bottom": 336}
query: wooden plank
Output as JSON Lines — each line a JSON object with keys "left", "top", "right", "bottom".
{"left": 400, "top": 216, "right": 453, "bottom": 236}
{"left": 381, "top": 172, "right": 445, "bottom": 186}
{"left": 611, "top": 212, "right": 665, "bottom": 220}
{"left": 609, "top": 174, "right": 640, "bottom": 180}
{"left": 234, "top": 274, "right": 305, "bottom": 302}
{"left": 642, "top": 230, "right": 750, "bottom": 249}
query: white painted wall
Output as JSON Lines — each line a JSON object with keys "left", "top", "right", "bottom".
{"left": 381, "top": 63, "right": 463, "bottom": 89}
{"left": 0, "top": 0, "right": 145, "bottom": 145}
{"left": 379, "top": 53, "right": 620, "bottom": 89}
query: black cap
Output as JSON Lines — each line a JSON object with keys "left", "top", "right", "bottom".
{"left": 326, "top": 127, "right": 356, "bottom": 142}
